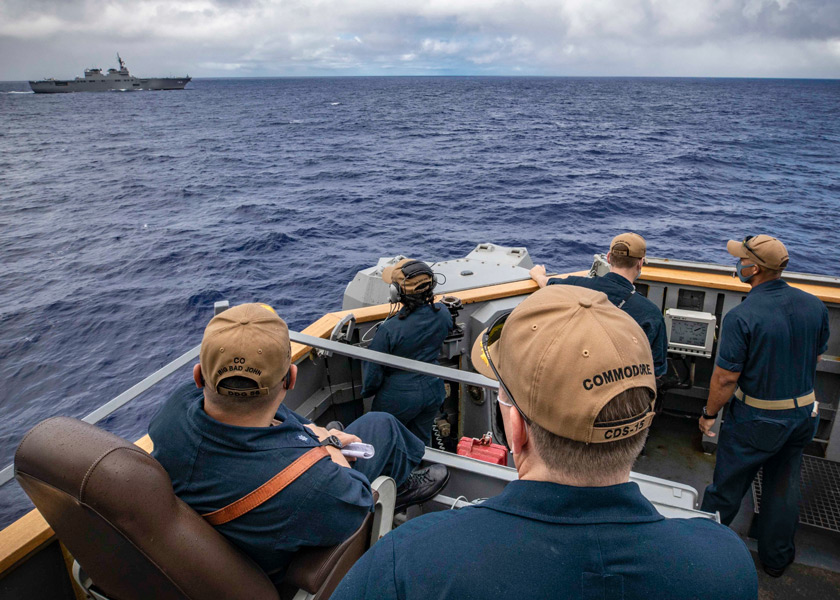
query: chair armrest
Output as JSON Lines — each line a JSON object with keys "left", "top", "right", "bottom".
{"left": 370, "top": 476, "right": 396, "bottom": 547}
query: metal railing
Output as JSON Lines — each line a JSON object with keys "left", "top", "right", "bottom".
{"left": 0, "top": 330, "right": 497, "bottom": 487}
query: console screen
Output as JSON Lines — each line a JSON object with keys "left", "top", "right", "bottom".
{"left": 670, "top": 320, "right": 708, "bottom": 347}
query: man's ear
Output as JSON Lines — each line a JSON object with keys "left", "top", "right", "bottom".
{"left": 507, "top": 405, "right": 529, "bottom": 455}
{"left": 284, "top": 364, "right": 298, "bottom": 391}
{"left": 193, "top": 364, "right": 204, "bottom": 389}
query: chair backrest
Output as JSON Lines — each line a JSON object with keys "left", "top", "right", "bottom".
{"left": 15, "top": 417, "right": 280, "bottom": 600}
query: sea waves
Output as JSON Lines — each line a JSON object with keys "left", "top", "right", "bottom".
{"left": 0, "top": 76, "right": 838, "bottom": 524}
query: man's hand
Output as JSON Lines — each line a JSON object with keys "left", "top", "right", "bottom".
{"left": 698, "top": 415, "right": 716, "bottom": 437}
{"left": 332, "top": 430, "right": 362, "bottom": 447}
{"left": 305, "top": 425, "right": 362, "bottom": 446}
{"left": 305, "top": 425, "right": 362, "bottom": 467}
{"left": 529, "top": 265, "right": 549, "bottom": 288}
{"left": 698, "top": 366, "right": 740, "bottom": 438}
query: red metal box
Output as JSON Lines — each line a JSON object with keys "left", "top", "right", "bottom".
{"left": 456, "top": 434, "right": 508, "bottom": 465}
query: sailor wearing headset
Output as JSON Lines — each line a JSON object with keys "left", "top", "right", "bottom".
{"left": 334, "top": 286, "right": 756, "bottom": 600}
{"left": 699, "top": 235, "right": 829, "bottom": 578}
{"left": 362, "top": 258, "right": 453, "bottom": 444}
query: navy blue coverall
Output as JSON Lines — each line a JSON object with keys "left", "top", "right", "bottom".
{"left": 701, "top": 279, "right": 829, "bottom": 570}
{"left": 548, "top": 272, "right": 668, "bottom": 376}
{"left": 362, "top": 303, "right": 453, "bottom": 444}
{"left": 149, "top": 382, "right": 425, "bottom": 579}
{"left": 332, "top": 480, "right": 757, "bottom": 600}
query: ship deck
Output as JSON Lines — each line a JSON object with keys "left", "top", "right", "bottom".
{"left": 1, "top": 251, "right": 838, "bottom": 598}
{"left": 636, "top": 413, "right": 840, "bottom": 597}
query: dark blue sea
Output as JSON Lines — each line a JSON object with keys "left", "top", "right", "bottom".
{"left": 1, "top": 77, "right": 838, "bottom": 526}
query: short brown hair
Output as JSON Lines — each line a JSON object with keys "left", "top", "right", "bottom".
{"left": 608, "top": 253, "right": 642, "bottom": 270}
{"left": 530, "top": 387, "right": 652, "bottom": 481}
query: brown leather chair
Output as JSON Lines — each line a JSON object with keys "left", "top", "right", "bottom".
{"left": 14, "top": 417, "right": 388, "bottom": 600}
{"left": 278, "top": 511, "right": 373, "bottom": 600}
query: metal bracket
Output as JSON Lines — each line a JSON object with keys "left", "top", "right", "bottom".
{"left": 319, "top": 314, "right": 357, "bottom": 358}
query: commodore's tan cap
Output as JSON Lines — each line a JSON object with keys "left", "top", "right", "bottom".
{"left": 200, "top": 303, "right": 291, "bottom": 397}
{"left": 726, "top": 235, "right": 789, "bottom": 271}
{"left": 471, "top": 286, "right": 656, "bottom": 444}
{"left": 610, "top": 233, "right": 647, "bottom": 259}
{"left": 381, "top": 258, "right": 433, "bottom": 295}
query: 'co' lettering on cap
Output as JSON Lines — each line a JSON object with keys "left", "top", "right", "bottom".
{"left": 200, "top": 303, "right": 291, "bottom": 396}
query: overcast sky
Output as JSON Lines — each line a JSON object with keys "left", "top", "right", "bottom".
{"left": 1, "top": 0, "right": 839, "bottom": 80}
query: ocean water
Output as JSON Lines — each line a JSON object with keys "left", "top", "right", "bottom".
{"left": 0, "top": 76, "right": 838, "bottom": 526}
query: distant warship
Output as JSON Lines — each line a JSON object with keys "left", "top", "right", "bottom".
{"left": 29, "top": 54, "right": 191, "bottom": 94}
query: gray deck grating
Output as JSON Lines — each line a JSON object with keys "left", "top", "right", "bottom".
{"left": 752, "top": 455, "right": 840, "bottom": 533}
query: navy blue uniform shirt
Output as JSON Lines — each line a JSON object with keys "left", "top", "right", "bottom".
{"left": 716, "top": 279, "right": 829, "bottom": 399}
{"left": 333, "top": 480, "right": 757, "bottom": 600}
{"left": 149, "top": 383, "right": 373, "bottom": 577}
{"left": 548, "top": 273, "right": 668, "bottom": 376}
{"left": 362, "top": 303, "right": 453, "bottom": 398}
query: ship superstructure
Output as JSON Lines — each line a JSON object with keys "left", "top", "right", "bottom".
{"left": 0, "top": 245, "right": 838, "bottom": 598}
{"left": 29, "top": 54, "right": 190, "bottom": 93}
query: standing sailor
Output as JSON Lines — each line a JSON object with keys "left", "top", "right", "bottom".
{"left": 362, "top": 258, "right": 453, "bottom": 444}
{"left": 334, "top": 286, "right": 757, "bottom": 600}
{"left": 530, "top": 232, "right": 668, "bottom": 378}
{"left": 699, "top": 235, "right": 829, "bottom": 577}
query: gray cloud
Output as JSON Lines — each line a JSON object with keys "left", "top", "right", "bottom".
{"left": 1, "top": 0, "right": 838, "bottom": 79}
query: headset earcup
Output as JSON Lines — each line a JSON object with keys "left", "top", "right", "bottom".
{"left": 389, "top": 283, "right": 400, "bottom": 304}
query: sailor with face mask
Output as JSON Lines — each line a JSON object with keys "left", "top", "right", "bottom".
{"left": 699, "top": 235, "right": 830, "bottom": 578}
{"left": 334, "top": 286, "right": 757, "bottom": 600}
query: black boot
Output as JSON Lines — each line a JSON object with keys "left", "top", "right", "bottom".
{"left": 325, "top": 421, "right": 345, "bottom": 432}
{"left": 395, "top": 464, "right": 450, "bottom": 511}
{"left": 762, "top": 553, "right": 795, "bottom": 578}
{"left": 762, "top": 563, "right": 788, "bottom": 578}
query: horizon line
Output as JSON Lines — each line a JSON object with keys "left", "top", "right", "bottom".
{"left": 4, "top": 74, "right": 840, "bottom": 83}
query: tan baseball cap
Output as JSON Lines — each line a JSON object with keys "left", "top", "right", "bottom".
{"left": 726, "top": 235, "right": 789, "bottom": 271}
{"left": 381, "top": 258, "right": 434, "bottom": 295}
{"left": 610, "top": 232, "right": 647, "bottom": 259}
{"left": 199, "top": 303, "right": 291, "bottom": 397}
{"left": 471, "top": 286, "right": 656, "bottom": 444}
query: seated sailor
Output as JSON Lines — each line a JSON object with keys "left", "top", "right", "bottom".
{"left": 362, "top": 258, "right": 453, "bottom": 444}
{"left": 333, "top": 286, "right": 757, "bottom": 600}
{"left": 149, "top": 303, "right": 448, "bottom": 579}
